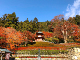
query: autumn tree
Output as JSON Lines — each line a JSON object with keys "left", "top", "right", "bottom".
{"left": 51, "top": 14, "right": 79, "bottom": 43}
{"left": 75, "top": 29, "right": 80, "bottom": 42}
{"left": 51, "top": 14, "right": 65, "bottom": 43}
{"left": 53, "top": 21, "right": 79, "bottom": 43}
{"left": 42, "top": 31, "right": 53, "bottom": 38}
{"left": 22, "top": 31, "right": 36, "bottom": 44}
{"left": 0, "top": 27, "right": 24, "bottom": 50}
{"left": 51, "top": 14, "right": 64, "bottom": 27}
{"left": 0, "top": 27, "right": 7, "bottom": 47}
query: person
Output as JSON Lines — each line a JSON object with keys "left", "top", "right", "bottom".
{"left": 5, "top": 53, "right": 10, "bottom": 60}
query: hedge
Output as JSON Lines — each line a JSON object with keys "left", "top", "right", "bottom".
{"left": 16, "top": 50, "right": 68, "bottom": 55}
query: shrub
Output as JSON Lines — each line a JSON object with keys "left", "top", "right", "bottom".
{"left": 16, "top": 50, "right": 68, "bottom": 55}
{"left": 45, "top": 37, "right": 59, "bottom": 44}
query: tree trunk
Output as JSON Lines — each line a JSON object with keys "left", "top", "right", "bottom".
{"left": 64, "top": 30, "right": 67, "bottom": 43}
{"left": 64, "top": 37, "right": 67, "bottom": 43}
{"left": 62, "top": 30, "right": 67, "bottom": 43}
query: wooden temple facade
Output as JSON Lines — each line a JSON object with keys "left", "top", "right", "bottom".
{"left": 35, "top": 31, "right": 44, "bottom": 42}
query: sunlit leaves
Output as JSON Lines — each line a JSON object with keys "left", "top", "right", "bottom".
{"left": 0, "top": 27, "right": 24, "bottom": 50}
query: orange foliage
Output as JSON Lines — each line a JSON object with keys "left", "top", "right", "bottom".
{"left": 22, "top": 31, "right": 36, "bottom": 42}
{"left": 52, "top": 21, "right": 80, "bottom": 42}
{"left": 51, "top": 14, "right": 64, "bottom": 22}
{"left": 42, "top": 31, "right": 53, "bottom": 38}
{"left": 0, "top": 27, "right": 7, "bottom": 47}
{"left": 0, "top": 27, "right": 24, "bottom": 50}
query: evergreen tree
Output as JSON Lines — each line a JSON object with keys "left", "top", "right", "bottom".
{"left": 24, "top": 18, "right": 29, "bottom": 23}
{"left": 75, "top": 15, "right": 80, "bottom": 26}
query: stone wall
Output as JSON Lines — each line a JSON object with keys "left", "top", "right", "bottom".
{"left": 15, "top": 58, "right": 68, "bottom": 60}
{"left": 67, "top": 47, "right": 80, "bottom": 60}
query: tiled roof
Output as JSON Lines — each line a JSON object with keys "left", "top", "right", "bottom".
{"left": 37, "top": 31, "right": 42, "bottom": 33}
{"left": 0, "top": 48, "right": 12, "bottom": 53}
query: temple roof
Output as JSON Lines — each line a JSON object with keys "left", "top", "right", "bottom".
{"left": 37, "top": 31, "right": 42, "bottom": 33}
{"left": 0, "top": 48, "right": 12, "bottom": 53}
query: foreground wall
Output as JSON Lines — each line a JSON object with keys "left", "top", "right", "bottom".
{"left": 15, "top": 58, "right": 68, "bottom": 60}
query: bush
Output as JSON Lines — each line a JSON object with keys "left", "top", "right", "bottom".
{"left": 60, "top": 50, "right": 68, "bottom": 54}
{"left": 45, "top": 37, "right": 59, "bottom": 44}
{"left": 67, "top": 39, "right": 75, "bottom": 43}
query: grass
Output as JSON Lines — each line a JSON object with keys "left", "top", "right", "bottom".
{"left": 27, "top": 42, "right": 54, "bottom": 47}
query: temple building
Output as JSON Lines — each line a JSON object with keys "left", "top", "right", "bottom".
{"left": 35, "top": 31, "right": 44, "bottom": 42}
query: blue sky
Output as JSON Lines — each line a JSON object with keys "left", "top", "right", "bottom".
{"left": 0, "top": 0, "right": 80, "bottom": 22}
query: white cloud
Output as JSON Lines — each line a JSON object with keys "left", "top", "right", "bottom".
{"left": 64, "top": 0, "right": 80, "bottom": 20}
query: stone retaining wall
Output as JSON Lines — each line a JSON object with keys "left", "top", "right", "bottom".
{"left": 15, "top": 58, "right": 68, "bottom": 60}
{"left": 67, "top": 47, "right": 80, "bottom": 60}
